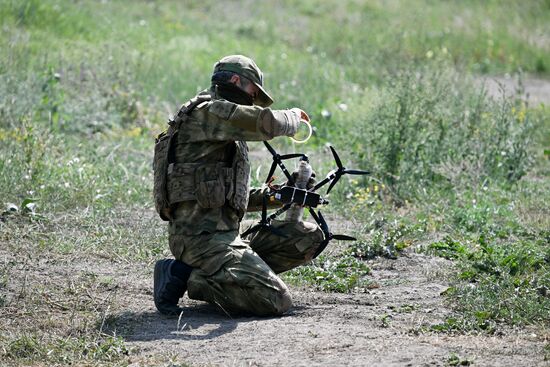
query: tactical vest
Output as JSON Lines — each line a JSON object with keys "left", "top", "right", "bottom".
{"left": 153, "top": 94, "right": 250, "bottom": 221}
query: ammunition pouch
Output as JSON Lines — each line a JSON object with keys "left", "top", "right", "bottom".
{"left": 166, "top": 162, "right": 232, "bottom": 209}
{"left": 153, "top": 130, "right": 173, "bottom": 221}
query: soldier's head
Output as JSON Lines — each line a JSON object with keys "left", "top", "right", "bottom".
{"left": 212, "top": 55, "right": 273, "bottom": 107}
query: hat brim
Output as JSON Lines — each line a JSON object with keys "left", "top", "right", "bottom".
{"left": 254, "top": 82, "right": 274, "bottom": 107}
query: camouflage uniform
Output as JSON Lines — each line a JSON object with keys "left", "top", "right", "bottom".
{"left": 165, "top": 85, "right": 323, "bottom": 316}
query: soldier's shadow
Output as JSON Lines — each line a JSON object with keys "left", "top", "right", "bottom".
{"left": 109, "top": 302, "right": 303, "bottom": 342}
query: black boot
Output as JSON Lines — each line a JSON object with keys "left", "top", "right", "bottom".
{"left": 153, "top": 259, "right": 193, "bottom": 315}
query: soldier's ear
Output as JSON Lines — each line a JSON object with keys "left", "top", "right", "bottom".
{"left": 229, "top": 74, "right": 241, "bottom": 86}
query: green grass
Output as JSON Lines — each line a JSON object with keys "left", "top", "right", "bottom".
{"left": 283, "top": 254, "right": 371, "bottom": 292}
{"left": 2, "top": 334, "right": 129, "bottom": 364}
{"left": 427, "top": 233, "right": 549, "bottom": 332}
{"left": 1, "top": 0, "right": 550, "bottom": 364}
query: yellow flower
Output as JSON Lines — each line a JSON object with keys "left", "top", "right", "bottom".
{"left": 512, "top": 104, "right": 526, "bottom": 123}
{"left": 127, "top": 127, "right": 142, "bottom": 137}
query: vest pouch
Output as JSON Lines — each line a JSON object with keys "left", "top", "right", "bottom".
{"left": 228, "top": 141, "right": 250, "bottom": 217}
{"left": 153, "top": 131, "right": 172, "bottom": 221}
{"left": 166, "top": 163, "right": 198, "bottom": 204}
{"left": 194, "top": 164, "right": 226, "bottom": 209}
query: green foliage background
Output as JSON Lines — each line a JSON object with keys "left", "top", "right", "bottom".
{"left": 0, "top": 0, "right": 549, "bottom": 364}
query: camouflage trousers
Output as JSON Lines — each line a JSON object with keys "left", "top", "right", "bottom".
{"left": 168, "top": 219, "right": 324, "bottom": 316}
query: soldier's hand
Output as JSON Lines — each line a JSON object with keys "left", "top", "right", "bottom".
{"left": 270, "top": 108, "right": 310, "bottom": 137}
{"left": 290, "top": 108, "right": 310, "bottom": 123}
{"left": 288, "top": 170, "right": 316, "bottom": 189}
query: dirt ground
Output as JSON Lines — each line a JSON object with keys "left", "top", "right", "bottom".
{"left": 479, "top": 75, "right": 550, "bottom": 106}
{"left": 104, "top": 248, "right": 546, "bottom": 367}
{"left": 3, "top": 210, "right": 548, "bottom": 366}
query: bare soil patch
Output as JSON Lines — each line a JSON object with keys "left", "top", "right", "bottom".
{"left": 479, "top": 75, "right": 550, "bottom": 106}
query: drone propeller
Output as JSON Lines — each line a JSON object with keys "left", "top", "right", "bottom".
{"left": 331, "top": 145, "right": 343, "bottom": 168}
{"left": 264, "top": 142, "right": 307, "bottom": 184}
{"left": 309, "top": 209, "right": 356, "bottom": 259}
{"left": 265, "top": 153, "right": 304, "bottom": 184}
{"left": 326, "top": 171, "right": 341, "bottom": 195}
{"left": 313, "top": 146, "right": 370, "bottom": 194}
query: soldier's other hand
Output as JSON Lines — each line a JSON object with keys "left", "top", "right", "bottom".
{"left": 288, "top": 170, "right": 316, "bottom": 189}
{"left": 281, "top": 108, "right": 309, "bottom": 137}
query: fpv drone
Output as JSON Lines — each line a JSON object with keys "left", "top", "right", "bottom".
{"left": 242, "top": 141, "right": 370, "bottom": 258}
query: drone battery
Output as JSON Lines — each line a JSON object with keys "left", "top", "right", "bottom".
{"left": 272, "top": 186, "right": 322, "bottom": 207}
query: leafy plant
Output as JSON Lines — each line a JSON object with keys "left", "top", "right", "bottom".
{"left": 447, "top": 353, "right": 472, "bottom": 366}
{"left": 431, "top": 233, "right": 550, "bottom": 330}
{"left": 348, "top": 223, "right": 413, "bottom": 260}
{"left": 283, "top": 254, "right": 370, "bottom": 292}
{"left": 425, "top": 237, "right": 468, "bottom": 260}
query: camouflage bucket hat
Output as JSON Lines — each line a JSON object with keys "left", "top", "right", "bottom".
{"left": 213, "top": 55, "right": 274, "bottom": 107}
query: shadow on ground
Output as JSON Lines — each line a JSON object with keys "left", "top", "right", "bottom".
{"left": 108, "top": 302, "right": 306, "bottom": 342}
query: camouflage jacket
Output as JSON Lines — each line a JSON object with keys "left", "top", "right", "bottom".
{"left": 167, "top": 87, "right": 296, "bottom": 236}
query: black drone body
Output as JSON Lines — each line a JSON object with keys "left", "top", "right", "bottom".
{"left": 242, "top": 141, "right": 370, "bottom": 258}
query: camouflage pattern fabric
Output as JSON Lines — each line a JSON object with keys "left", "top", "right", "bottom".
{"left": 169, "top": 219, "right": 323, "bottom": 316}
{"left": 167, "top": 88, "right": 298, "bottom": 236}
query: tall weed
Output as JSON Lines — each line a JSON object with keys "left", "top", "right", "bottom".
{"left": 335, "top": 65, "right": 537, "bottom": 200}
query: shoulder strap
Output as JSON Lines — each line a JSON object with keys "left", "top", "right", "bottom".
{"left": 164, "top": 94, "right": 213, "bottom": 189}
{"left": 169, "top": 94, "right": 212, "bottom": 127}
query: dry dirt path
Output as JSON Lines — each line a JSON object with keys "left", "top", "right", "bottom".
{"left": 479, "top": 75, "right": 550, "bottom": 106}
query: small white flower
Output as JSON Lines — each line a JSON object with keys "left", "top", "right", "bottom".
{"left": 321, "top": 109, "right": 332, "bottom": 119}
{"left": 338, "top": 103, "right": 348, "bottom": 112}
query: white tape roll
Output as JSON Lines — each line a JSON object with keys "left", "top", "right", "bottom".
{"left": 290, "top": 119, "right": 313, "bottom": 144}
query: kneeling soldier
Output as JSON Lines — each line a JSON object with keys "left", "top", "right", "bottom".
{"left": 153, "top": 55, "right": 323, "bottom": 316}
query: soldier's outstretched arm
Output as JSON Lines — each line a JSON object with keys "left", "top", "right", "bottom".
{"left": 192, "top": 99, "right": 303, "bottom": 141}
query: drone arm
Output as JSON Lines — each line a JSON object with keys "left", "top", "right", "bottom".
{"left": 267, "top": 203, "right": 293, "bottom": 221}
